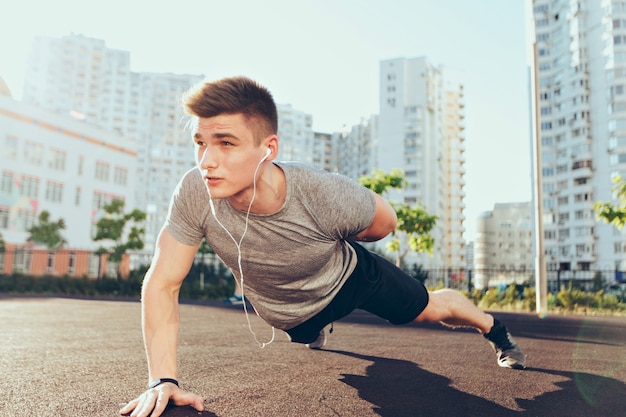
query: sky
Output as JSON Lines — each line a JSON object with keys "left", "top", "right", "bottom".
{"left": 1, "top": 0, "right": 533, "bottom": 242}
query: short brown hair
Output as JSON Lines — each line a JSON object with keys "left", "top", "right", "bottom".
{"left": 182, "top": 76, "right": 278, "bottom": 141}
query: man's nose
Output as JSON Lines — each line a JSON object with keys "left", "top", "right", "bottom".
{"left": 199, "top": 147, "right": 217, "bottom": 169}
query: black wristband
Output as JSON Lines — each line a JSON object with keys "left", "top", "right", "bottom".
{"left": 149, "top": 378, "right": 179, "bottom": 389}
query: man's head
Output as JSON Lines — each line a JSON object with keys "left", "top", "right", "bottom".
{"left": 182, "top": 76, "right": 278, "bottom": 144}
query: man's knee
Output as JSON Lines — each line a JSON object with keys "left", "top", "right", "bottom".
{"left": 413, "top": 290, "right": 453, "bottom": 323}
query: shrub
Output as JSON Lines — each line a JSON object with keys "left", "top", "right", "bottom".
{"left": 522, "top": 286, "right": 536, "bottom": 311}
{"left": 478, "top": 288, "right": 501, "bottom": 309}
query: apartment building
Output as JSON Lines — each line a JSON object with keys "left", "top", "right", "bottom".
{"left": 312, "top": 131, "right": 339, "bottom": 172}
{"left": 276, "top": 103, "right": 314, "bottom": 163}
{"left": 378, "top": 56, "right": 466, "bottom": 269}
{"left": 21, "top": 34, "right": 203, "bottom": 251}
{"left": 335, "top": 115, "right": 378, "bottom": 181}
{"left": 473, "top": 202, "right": 534, "bottom": 289}
{"left": 0, "top": 90, "right": 136, "bottom": 275}
{"left": 531, "top": 0, "right": 626, "bottom": 284}
{"left": 132, "top": 72, "right": 203, "bottom": 248}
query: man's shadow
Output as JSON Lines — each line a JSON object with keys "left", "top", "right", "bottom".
{"left": 331, "top": 350, "right": 626, "bottom": 417}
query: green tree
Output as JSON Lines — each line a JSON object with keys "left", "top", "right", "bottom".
{"left": 359, "top": 169, "right": 438, "bottom": 266}
{"left": 594, "top": 174, "right": 626, "bottom": 229}
{"left": 27, "top": 211, "right": 67, "bottom": 249}
{"left": 94, "top": 199, "right": 146, "bottom": 263}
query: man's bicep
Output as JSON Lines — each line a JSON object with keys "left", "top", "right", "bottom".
{"left": 350, "top": 192, "right": 397, "bottom": 242}
{"left": 145, "top": 228, "right": 200, "bottom": 289}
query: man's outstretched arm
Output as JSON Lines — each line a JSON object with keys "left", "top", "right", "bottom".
{"left": 120, "top": 228, "right": 203, "bottom": 417}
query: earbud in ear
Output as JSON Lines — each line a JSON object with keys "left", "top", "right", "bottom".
{"left": 266, "top": 148, "right": 271, "bottom": 157}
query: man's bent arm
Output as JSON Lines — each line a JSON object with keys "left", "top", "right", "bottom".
{"left": 350, "top": 191, "right": 397, "bottom": 242}
{"left": 142, "top": 228, "right": 199, "bottom": 383}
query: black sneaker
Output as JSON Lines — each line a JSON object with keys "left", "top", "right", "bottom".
{"left": 483, "top": 320, "right": 526, "bottom": 369}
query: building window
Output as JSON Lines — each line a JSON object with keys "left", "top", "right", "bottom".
{"left": 95, "top": 161, "right": 110, "bottom": 181}
{"left": 68, "top": 252, "right": 76, "bottom": 275}
{"left": 113, "top": 166, "right": 128, "bottom": 186}
{"left": 543, "top": 230, "right": 556, "bottom": 240}
{"left": 0, "top": 207, "right": 8, "bottom": 228}
{"left": 1, "top": 171, "right": 13, "bottom": 195}
{"left": 45, "top": 181, "right": 63, "bottom": 203}
{"left": 13, "top": 249, "right": 32, "bottom": 274}
{"left": 572, "top": 160, "right": 592, "bottom": 170}
{"left": 93, "top": 191, "right": 108, "bottom": 210}
{"left": 78, "top": 155, "right": 84, "bottom": 176}
{"left": 24, "top": 141, "right": 45, "bottom": 165}
{"left": 17, "top": 209, "right": 37, "bottom": 231}
{"left": 574, "top": 192, "right": 592, "bottom": 202}
{"left": 93, "top": 191, "right": 123, "bottom": 211}
{"left": 48, "top": 148, "right": 66, "bottom": 171}
{"left": 47, "top": 252, "right": 55, "bottom": 273}
{"left": 88, "top": 253, "right": 99, "bottom": 278}
{"left": 3, "top": 135, "right": 18, "bottom": 159}
{"left": 20, "top": 176, "right": 40, "bottom": 199}
{"left": 75, "top": 187, "right": 81, "bottom": 206}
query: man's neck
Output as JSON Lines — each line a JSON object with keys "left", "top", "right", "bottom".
{"left": 228, "top": 164, "right": 285, "bottom": 214}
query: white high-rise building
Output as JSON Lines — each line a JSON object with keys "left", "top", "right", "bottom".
{"left": 336, "top": 115, "right": 378, "bottom": 181}
{"left": 22, "top": 34, "right": 132, "bottom": 130}
{"left": 474, "top": 202, "right": 534, "bottom": 289}
{"left": 276, "top": 104, "right": 313, "bottom": 163}
{"left": 312, "top": 132, "right": 339, "bottom": 172}
{"left": 530, "top": 0, "right": 626, "bottom": 285}
{"left": 22, "top": 34, "right": 203, "bottom": 252}
{"left": 133, "top": 72, "right": 203, "bottom": 247}
{"left": 378, "top": 57, "right": 466, "bottom": 269}
{"left": 0, "top": 92, "right": 136, "bottom": 249}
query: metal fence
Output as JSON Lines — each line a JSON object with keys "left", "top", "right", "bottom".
{"left": 418, "top": 267, "right": 625, "bottom": 292}
{"left": 1, "top": 247, "right": 624, "bottom": 293}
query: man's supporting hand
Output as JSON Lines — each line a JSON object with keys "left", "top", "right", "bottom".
{"left": 119, "top": 382, "right": 204, "bottom": 417}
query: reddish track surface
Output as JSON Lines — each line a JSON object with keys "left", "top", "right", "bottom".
{"left": 1, "top": 296, "right": 625, "bottom": 417}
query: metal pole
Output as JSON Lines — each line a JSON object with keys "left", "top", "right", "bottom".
{"left": 531, "top": 42, "right": 548, "bottom": 316}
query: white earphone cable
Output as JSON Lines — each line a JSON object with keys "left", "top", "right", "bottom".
{"left": 199, "top": 151, "right": 275, "bottom": 348}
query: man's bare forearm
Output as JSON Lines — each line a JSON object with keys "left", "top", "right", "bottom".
{"left": 142, "top": 277, "right": 181, "bottom": 383}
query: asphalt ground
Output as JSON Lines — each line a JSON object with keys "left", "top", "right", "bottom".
{"left": 1, "top": 296, "right": 625, "bottom": 417}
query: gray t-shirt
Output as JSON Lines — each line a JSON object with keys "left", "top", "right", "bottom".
{"left": 165, "top": 162, "right": 376, "bottom": 329}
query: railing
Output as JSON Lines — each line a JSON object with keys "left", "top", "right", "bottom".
{"left": 1, "top": 248, "right": 623, "bottom": 293}
{"left": 409, "top": 267, "right": 624, "bottom": 292}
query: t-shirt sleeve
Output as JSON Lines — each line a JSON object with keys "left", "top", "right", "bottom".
{"left": 300, "top": 169, "right": 377, "bottom": 240}
{"left": 164, "top": 170, "right": 206, "bottom": 246}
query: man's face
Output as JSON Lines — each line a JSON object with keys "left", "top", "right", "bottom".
{"left": 194, "top": 113, "right": 266, "bottom": 200}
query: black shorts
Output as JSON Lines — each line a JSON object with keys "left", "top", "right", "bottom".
{"left": 285, "top": 241, "right": 429, "bottom": 344}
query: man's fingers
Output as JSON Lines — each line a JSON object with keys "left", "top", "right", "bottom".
{"left": 172, "top": 391, "right": 204, "bottom": 411}
{"left": 119, "top": 398, "right": 139, "bottom": 415}
{"left": 120, "top": 387, "right": 203, "bottom": 417}
{"left": 130, "top": 390, "right": 158, "bottom": 417}
{"left": 151, "top": 390, "right": 171, "bottom": 417}
{"left": 192, "top": 395, "right": 205, "bottom": 411}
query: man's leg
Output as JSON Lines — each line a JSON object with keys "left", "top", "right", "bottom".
{"left": 413, "top": 288, "right": 493, "bottom": 332}
{"left": 415, "top": 289, "right": 526, "bottom": 369}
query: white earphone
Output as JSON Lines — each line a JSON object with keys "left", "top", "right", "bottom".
{"left": 199, "top": 145, "right": 276, "bottom": 348}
